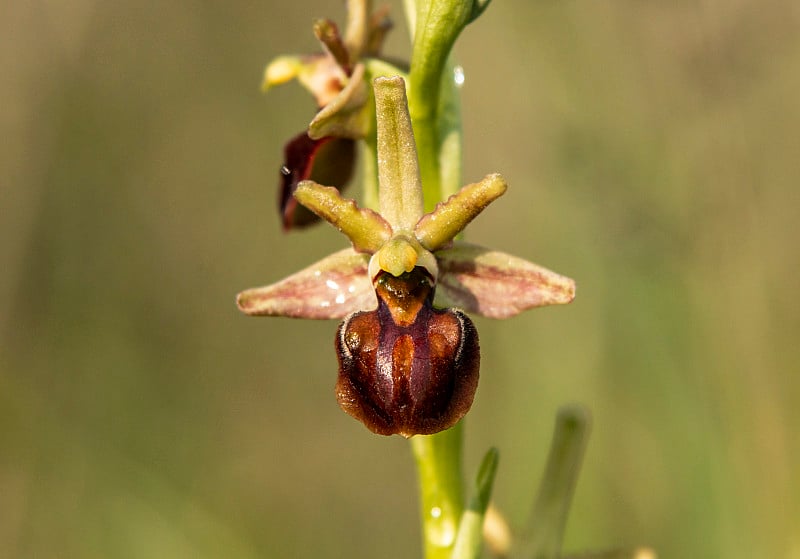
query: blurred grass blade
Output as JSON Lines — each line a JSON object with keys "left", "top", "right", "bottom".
{"left": 563, "top": 548, "right": 657, "bottom": 559}
{"left": 451, "top": 447, "right": 500, "bottom": 559}
{"left": 520, "top": 405, "right": 592, "bottom": 559}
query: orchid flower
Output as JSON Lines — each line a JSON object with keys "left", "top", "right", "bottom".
{"left": 263, "top": 0, "right": 401, "bottom": 229}
{"left": 238, "top": 77, "right": 575, "bottom": 437}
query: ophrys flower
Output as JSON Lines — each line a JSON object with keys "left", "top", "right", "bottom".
{"left": 238, "top": 77, "right": 575, "bottom": 437}
{"left": 264, "top": 0, "right": 399, "bottom": 230}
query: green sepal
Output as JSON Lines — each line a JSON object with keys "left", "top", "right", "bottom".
{"left": 374, "top": 76, "right": 425, "bottom": 232}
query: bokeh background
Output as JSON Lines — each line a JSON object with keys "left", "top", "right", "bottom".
{"left": 2, "top": 1, "right": 798, "bottom": 557}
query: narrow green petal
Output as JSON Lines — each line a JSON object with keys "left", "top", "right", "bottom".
{"left": 294, "top": 181, "right": 392, "bottom": 253}
{"left": 236, "top": 249, "right": 375, "bottom": 319}
{"left": 434, "top": 242, "right": 576, "bottom": 318}
{"left": 374, "top": 76, "right": 424, "bottom": 232}
{"left": 414, "top": 173, "right": 507, "bottom": 251}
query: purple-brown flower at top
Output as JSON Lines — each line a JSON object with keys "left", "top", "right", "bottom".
{"left": 238, "top": 77, "right": 575, "bottom": 437}
{"left": 264, "top": 0, "right": 396, "bottom": 230}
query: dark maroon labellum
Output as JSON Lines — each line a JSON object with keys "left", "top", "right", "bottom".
{"left": 335, "top": 267, "right": 480, "bottom": 437}
{"left": 280, "top": 133, "right": 355, "bottom": 231}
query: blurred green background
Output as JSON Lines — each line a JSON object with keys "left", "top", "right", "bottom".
{"left": 2, "top": 1, "right": 798, "bottom": 557}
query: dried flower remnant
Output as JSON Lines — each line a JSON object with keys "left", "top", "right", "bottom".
{"left": 238, "top": 77, "right": 575, "bottom": 436}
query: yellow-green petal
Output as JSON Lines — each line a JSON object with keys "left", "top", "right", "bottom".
{"left": 414, "top": 173, "right": 507, "bottom": 251}
{"left": 262, "top": 55, "right": 305, "bottom": 91}
{"left": 294, "top": 181, "right": 392, "bottom": 253}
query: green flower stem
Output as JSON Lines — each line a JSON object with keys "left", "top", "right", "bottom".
{"left": 411, "top": 423, "right": 465, "bottom": 559}
{"left": 407, "top": 0, "right": 474, "bottom": 210}
{"left": 404, "top": 3, "right": 488, "bottom": 558}
{"left": 436, "top": 59, "right": 463, "bottom": 201}
{"left": 521, "top": 405, "right": 592, "bottom": 559}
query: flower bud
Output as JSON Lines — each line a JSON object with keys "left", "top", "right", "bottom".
{"left": 335, "top": 267, "right": 479, "bottom": 437}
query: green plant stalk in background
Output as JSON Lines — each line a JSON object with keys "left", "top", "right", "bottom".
{"left": 404, "top": 0, "right": 489, "bottom": 208}
{"left": 522, "top": 406, "right": 591, "bottom": 559}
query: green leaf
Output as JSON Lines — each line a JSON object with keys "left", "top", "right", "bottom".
{"left": 451, "top": 447, "right": 500, "bottom": 559}
{"left": 520, "top": 405, "right": 592, "bottom": 559}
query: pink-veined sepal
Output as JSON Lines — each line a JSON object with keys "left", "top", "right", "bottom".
{"left": 237, "top": 248, "right": 376, "bottom": 320}
{"left": 434, "top": 242, "right": 576, "bottom": 319}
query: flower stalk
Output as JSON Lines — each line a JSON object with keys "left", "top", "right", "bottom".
{"left": 406, "top": 0, "right": 475, "bottom": 208}
{"left": 412, "top": 424, "right": 466, "bottom": 559}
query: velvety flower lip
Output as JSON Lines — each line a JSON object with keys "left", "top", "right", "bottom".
{"left": 335, "top": 266, "right": 481, "bottom": 437}
{"left": 238, "top": 76, "right": 575, "bottom": 436}
{"left": 262, "top": 0, "right": 398, "bottom": 231}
